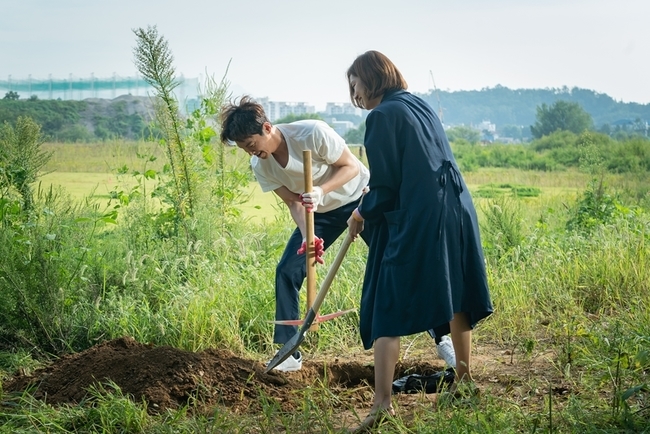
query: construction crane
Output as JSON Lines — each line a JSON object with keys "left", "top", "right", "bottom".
{"left": 429, "top": 70, "right": 444, "bottom": 125}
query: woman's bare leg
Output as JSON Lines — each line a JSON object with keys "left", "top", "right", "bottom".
{"left": 449, "top": 312, "right": 473, "bottom": 382}
{"left": 371, "top": 336, "right": 400, "bottom": 411}
{"left": 353, "top": 336, "right": 399, "bottom": 432}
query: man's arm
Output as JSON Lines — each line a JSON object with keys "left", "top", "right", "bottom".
{"left": 300, "top": 146, "right": 361, "bottom": 212}
{"left": 274, "top": 186, "right": 307, "bottom": 236}
{"left": 317, "top": 146, "right": 360, "bottom": 195}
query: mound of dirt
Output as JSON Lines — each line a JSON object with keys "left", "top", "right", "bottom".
{"left": 4, "top": 336, "right": 443, "bottom": 415}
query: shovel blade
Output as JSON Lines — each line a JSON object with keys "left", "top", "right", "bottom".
{"left": 264, "top": 330, "right": 306, "bottom": 373}
{"left": 313, "top": 308, "right": 355, "bottom": 322}
{"left": 265, "top": 308, "right": 318, "bottom": 373}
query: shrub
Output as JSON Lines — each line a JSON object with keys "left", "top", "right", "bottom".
{"left": 0, "top": 117, "right": 52, "bottom": 212}
{"left": 480, "top": 195, "right": 524, "bottom": 261}
{"left": 566, "top": 178, "right": 618, "bottom": 233}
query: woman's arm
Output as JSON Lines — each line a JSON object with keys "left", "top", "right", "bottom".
{"left": 358, "top": 109, "right": 401, "bottom": 221}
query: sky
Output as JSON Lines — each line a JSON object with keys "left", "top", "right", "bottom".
{"left": 2, "top": 0, "right": 649, "bottom": 111}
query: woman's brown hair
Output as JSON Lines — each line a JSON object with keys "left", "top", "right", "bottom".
{"left": 346, "top": 50, "right": 408, "bottom": 109}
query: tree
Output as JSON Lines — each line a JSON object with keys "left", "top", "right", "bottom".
{"left": 446, "top": 125, "right": 481, "bottom": 144}
{"left": 3, "top": 91, "right": 19, "bottom": 100}
{"left": 598, "top": 123, "right": 612, "bottom": 136}
{"left": 344, "top": 122, "right": 365, "bottom": 145}
{"left": 273, "top": 113, "right": 322, "bottom": 124}
{"left": 499, "top": 124, "right": 524, "bottom": 140}
{"left": 530, "top": 100, "right": 593, "bottom": 139}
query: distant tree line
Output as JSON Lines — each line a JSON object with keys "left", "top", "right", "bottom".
{"left": 448, "top": 100, "right": 649, "bottom": 175}
{"left": 1, "top": 92, "right": 157, "bottom": 142}
{"left": 342, "top": 99, "right": 639, "bottom": 143}
{"left": 417, "top": 85, "right": 650, "bottom": 139}
{"left": 3, "top": 85, "right": 650, "bottom": 144}
{"left": 451, "top": 130, "right": 650, "bottom": 178}
{"left": 338, "top": 98, "right": 650, "bottom": 178}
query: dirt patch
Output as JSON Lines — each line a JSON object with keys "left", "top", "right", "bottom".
{"left": 2, "top": 337, "right": 381, "bottom": 415}
{"left": 3, "top": 336, "right": 565, "bottom": 418}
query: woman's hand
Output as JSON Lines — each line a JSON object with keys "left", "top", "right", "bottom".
{"left": 347, "top": 208, "right": 364, "bottom": 240}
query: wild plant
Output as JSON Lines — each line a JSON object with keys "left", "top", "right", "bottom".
{"left": 0, "top": 180, "right": 121, "bottom": 354}
{"left": 0, "top": 118, "right": 99, "bottom": 352}
{"left": 566, "top": 132, "right": 618, "bottom": 232}
{"left": 480, "top": 195, "right": 524, "bottom": 262}
{"left": 133, "top": 25, "right": 198, "bottom": 240}
{"left": 131, "top": 26, "right": 249, "bottom": 245}
{"left": 0, "top": 116, "right": 52, "bottom": 212}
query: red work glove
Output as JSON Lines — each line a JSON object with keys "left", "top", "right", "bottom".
{"left": 297, "top": 236, "right": 325, "bottom": 264}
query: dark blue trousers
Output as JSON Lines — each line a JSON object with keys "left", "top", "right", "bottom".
{"left": 274, "top": 198, "right": 370, "bottom": 344}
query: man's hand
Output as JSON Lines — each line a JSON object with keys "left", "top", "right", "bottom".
{"left": 300, "top": 186, "right": 324, "bottom": 213}
{"left": 297, "top": 236, "right": 325, "bottom": 264}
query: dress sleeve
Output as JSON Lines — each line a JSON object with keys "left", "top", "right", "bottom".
{"left": 358, "top": 108, "right": 401, "bottom": 222}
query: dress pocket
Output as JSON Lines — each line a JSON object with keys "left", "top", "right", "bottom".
{"left": 382, "top": 209, "right": 413, "bottom": 265}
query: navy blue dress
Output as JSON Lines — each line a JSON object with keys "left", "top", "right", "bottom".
{"left": 357, "top": 90, "right": 493, "bottom": 350}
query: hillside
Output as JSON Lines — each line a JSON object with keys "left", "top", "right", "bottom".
{"left": 417, "top": 85, "right": 650, "bottom": 131}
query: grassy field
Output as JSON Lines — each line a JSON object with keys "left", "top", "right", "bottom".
{"left": 39, "top": 140, "right": 593, "bottom": 224}
{"left": 3, "top": 140, "right": 647, "bottom": 433}
{"left": 38, "top": 168, "right": 589, "bottom": 234}
{"left": 40, "top": 140, "right": 285, "bottom": 223}
{"left": 38, "top": 170, "right": 282, "bottom": 223}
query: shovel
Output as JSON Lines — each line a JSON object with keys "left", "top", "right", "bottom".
{"left": 303, "top": 150, "right": 317, "bottom": 331}
{"left": 268, "top": 308, "right": 356, "bottom": 326}
{"left": 270, "top": 150, "right": 355, "bottom": 327}
{"left": 264, "top": 232, "right": 354, "bottom": 373}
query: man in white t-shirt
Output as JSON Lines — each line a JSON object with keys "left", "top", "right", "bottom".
{"left": 219, "top": 96, "right": 457, "bottom": 372}
{"left": 219, "top": 96, "right": 371, "bottom": 372}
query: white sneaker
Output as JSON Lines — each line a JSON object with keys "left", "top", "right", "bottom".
{"left": 436, "top": 335, "right": 456, "bottom": 368}
{"left": 266, "top": 351, "right": 303, "bottom": 372}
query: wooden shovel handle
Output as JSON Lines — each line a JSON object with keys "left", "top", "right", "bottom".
{"left": 307, "top": 233, "right": 353, "bottom": 317}
{"left": 303, "top": 150, "right": 317, "bottom": 330}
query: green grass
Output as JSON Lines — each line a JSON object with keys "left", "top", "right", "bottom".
{"left": 39, "top": 141, "right": 282, "bottom": 223}
{"left": 36, "top": 143, "right": 578, "bottom": 227}
{"left": 4, "top": 140, "right": 649, "bottom": 433}
{"left": 38, "top": 172, "right": 123, "bottom": 199}
{"left": 41, "top": 140, "right": 167, "bottom": 174}
{"left": 38, "top": 170, "right": 281, "bottom": 224}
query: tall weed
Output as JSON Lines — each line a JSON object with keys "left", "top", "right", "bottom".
{"left": 480, "top": 195, "right": 524, "bottom": 262}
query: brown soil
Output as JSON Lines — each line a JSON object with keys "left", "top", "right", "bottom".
{"left": 3, "top": 336, "right": 566, "bottom": 425}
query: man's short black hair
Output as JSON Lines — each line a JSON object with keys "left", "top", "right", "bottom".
{"left": 220, "top": 95, "right": 270, "bottom": 143}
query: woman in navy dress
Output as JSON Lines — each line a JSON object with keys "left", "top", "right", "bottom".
{"left": 346, "top": 50, "right": 493, "bottom": 429}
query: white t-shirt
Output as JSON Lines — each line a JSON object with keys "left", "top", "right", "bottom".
{"left": 251, "top": 120, "right": 369, "bottom": 213}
